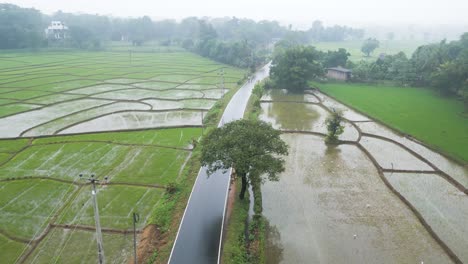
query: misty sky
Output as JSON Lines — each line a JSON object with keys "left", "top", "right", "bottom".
{"left": 8, "top": 0, "right": 468, "bottom": 26}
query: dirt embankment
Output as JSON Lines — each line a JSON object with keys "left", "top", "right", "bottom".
{"left": 128, "top": 224, "right": 164, "bottom": 264}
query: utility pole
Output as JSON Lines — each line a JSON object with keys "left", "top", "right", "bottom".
{"left": 201, "top": 110, "right": 204, "bottom": 136}
{"left": 218, "top": 69, "right": 225, "bottom": 98}
{"left": 132, "top": 212, "right": 140, "bottom": 264}
{"left": 80, "top": 174, "right": 107, "bottom": 264}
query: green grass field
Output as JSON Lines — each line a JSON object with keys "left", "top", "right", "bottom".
{"left": 313, "top": 40, "right": 427, "bottom": 62}
{"left": 316, "top": 82, "right": 468, "bottom": 162}
{"left": 0, "top": 48, "right": 246, "bottom": 263}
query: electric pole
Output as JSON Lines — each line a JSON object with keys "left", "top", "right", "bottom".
{"left": 201, "top": 110, "right": 204, "bottom": 136}
{"left": 80, "top": 174, "right": 107, "bottom": 264}
{"left": 218, "top": 69, "right": 225, "bottom": 98}
{"left": 132, "top": 212, "right": 140, "bottom": 264}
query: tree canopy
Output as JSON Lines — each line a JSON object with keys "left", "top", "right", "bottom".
{"left": 201, "top": 119, "right": 288, "bottom": 199}
{"left": 361, "top": 38, "right": 380, "bottom": 57}
{"left": 270, "top": 46, "right": 324, "bottom": 92}
{"left": 0, "top": 4, "right": 43, "bottom": 49}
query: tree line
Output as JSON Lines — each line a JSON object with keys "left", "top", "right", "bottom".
{"left": 0, "top": 4, "right": 364, "bottom": 60}
{"left": 269, "top": 34, "right": 468, "bottom": 110}
{"left": 351, "top": 34, "right": 468, "bottom": 106}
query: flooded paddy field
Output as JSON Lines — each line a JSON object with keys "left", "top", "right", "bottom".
{"left": 0, "top": 51, "right": 245, "bottom": 263}
{"left": 259, "top": 89, "right": 467, "bottom": 263}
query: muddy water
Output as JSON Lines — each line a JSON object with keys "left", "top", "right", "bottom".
{"left": 261, "top": 89, "right": 319, "bottom": 103}
{"left": 260, "top": 102, "right": 327, "bottom": 132}
{"left": 385, "top": 172, "right": 468, "bottom": 262}
{"left": 262, "top": 134, "right": 451, "bottom": 263}
{"left": 259, "top": 90, "right": 462, "bottom": 263}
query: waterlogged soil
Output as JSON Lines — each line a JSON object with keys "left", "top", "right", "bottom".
{"left": 143, "top": 99, "right": 215, "bottom": 110}
{"left": 357, "top": 121, "right": 468, "bottom": 188}
{"left": 360, "top": 136, "right": 434, "bottom": 171}
{"left": 23, "top": 102, "right": 151, "bottom": 137}
{"left": 262, "top": 134, "right": 450, "bottom": 264}
{"left": 261, "top": 89, "right": 318, "bottom": 103}
{"left": 385, "top": 172, "right": 468, "bottom": 262}
{"left": 260, "top": 102, "right": 327, "bottom": 133}
{"left": 0, "top": 99, "right": 109, "bottom": 138}
{"left": 314, "top": 92, "right": 370, "bottom": 121}
{"left": 59, "top": 110, "right": 203, "bottom": 134}
{"left": 260, "top": 90, "right": 467, "bottom": 263}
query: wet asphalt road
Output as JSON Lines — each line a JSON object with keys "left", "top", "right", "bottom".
{"left": 168, "top": 63, "right": 271, "bottom": 264}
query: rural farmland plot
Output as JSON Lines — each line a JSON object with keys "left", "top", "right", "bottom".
{"left": 0, "top": 51, "right": 245, "bottom": 263}
{"left": 258, "top": 89, "right": 468, "bottom": 263}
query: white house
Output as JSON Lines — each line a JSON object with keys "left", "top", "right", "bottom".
{"left": 45, "top": 21, "right": 69, "bottom": 40}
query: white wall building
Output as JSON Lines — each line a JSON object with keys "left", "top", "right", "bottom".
{"left": 45, "top": 21, "right": 69, "bottom": 40}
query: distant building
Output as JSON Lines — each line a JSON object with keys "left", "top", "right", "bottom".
{"left": 326, "top": 66, "right": 352, "bottom": 81}
{"left": 45, "top": 21, "right": 69, "bottom": 40}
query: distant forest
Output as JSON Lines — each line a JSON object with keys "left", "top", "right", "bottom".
{"left": 0, "top": 3, "right": 364, "bottom": 68}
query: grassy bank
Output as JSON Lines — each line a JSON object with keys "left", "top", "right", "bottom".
{"left": 315, "top": 82, "right": 468, "bottom": 162}
{"left": 221, "top": 180, "right": 250, "bottom": 264}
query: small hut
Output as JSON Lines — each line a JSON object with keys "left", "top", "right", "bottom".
{"left": 326, "top": 66, "right": 352, "bottom": 81}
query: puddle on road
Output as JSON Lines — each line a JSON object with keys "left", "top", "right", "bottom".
{"left": 262, "top": 134, "right": 451, "bottom": 264}
{"left": 385, "top": 172, "right": 468, "bottom": 262}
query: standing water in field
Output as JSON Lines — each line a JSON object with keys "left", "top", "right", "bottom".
{"left": 259, "top": 90, "right": 466, "bottom": 263}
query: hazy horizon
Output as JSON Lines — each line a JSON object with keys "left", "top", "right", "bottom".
{"left": 6, "top": 0, "right": 468, "bottom": 28}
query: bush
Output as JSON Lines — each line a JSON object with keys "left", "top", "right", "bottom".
{"left": 325, "top": 111, "right": 344, "bottom": 144}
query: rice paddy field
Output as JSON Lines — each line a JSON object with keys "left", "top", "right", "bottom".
{"left": 258, "top": 89, "right": 467, "bottom": 263}
{"left": 313, "top": 40, "right": 427, "bottom": 62}
{"left": 0, "top": 50, "right": 245, "bottom": 263}
{"left": 315, "top": 82, "right": 468, "bottom": 162}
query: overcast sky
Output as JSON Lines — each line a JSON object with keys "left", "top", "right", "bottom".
{"left": 8, "top": 0, "right": 468, "bottom": 27}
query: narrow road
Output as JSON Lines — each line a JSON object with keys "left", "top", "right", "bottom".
{"left": 168, "top": 63, "right": 271, "bottom": 264}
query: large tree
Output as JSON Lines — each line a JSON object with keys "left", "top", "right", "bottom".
{"left": 270, "top": 45, "right": 324, "bottom": 92}
{"left": 361, "top": 38, "right": 380, "bottom": 57}
{"left": 0, "top": 4, "right": 43, "bottom": 49}
{"left": 201, "top": 120, "right": 288, "bottom": 199}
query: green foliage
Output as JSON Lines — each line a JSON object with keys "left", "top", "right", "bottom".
{"left": 361, "top": 38, "right": 380, "bottom": 57}
{"left": 270, "top": 46, "right": 324, "bottom": 92}
{"left": 222, "top": 181, "right": 250, "bottom": 264}
{"left": 151, "top": 190, "right": 180, "bottom": 233}
{"left": 325, "top": 111, "right": 345, "bottom": 144}
{"left": 201, "top": 119, "right": 288, "bottom": 177}
{"left": 147, "top": 250, "right": 159, "bottom": 264}
{"left": 318, "top": 82, "right": 468, "bottom": 162}
{"left": 0, "top": 4, "right": 44, "bottom": 49}
{"left": 201, "top": 119, "right": 288, "bottom": 199}
{"left": 322, "top": 48, "right": 350, "bottom": 68}
{"left": 307, "top": 20, "right": 364, "bottom": 42}
{"left": 166, "top": 181, "right": 179, "bottom": 195}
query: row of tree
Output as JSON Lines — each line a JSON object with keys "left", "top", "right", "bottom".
{"left": 0, "top": 4, "right": 365, "bottom": 51}
{"left": 351, "top": 33, "right": 468, "bottom": 105}
{"left": 270, "top": 33, "right": 468, "bottom": 110}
